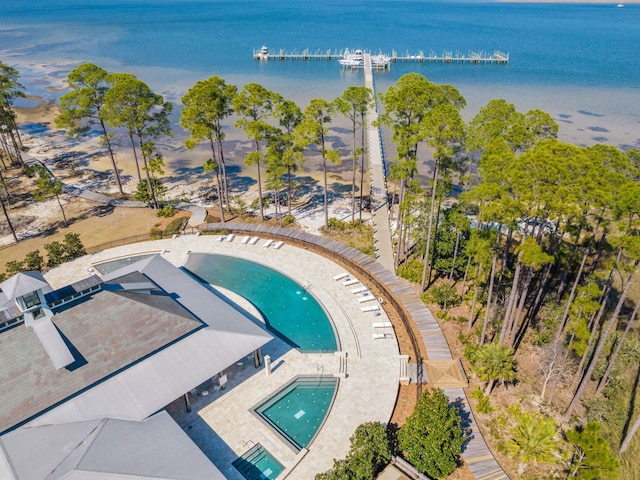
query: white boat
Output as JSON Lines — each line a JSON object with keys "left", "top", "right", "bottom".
{"left": 371, "top": 54, "right": 391, "bottom": 68}
{"left": 257, "top": 45, "right": 269, "bottom": 59}
{"left": 617, "top": 0, "right": 624, "bottom": 6}
{"left": 339, "top": 48, "right": 364, "bottom": 67}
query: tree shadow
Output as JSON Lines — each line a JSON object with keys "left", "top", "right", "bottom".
{"left": 450, "top": 396, "right": 474, "bottom": 454}
{"left": 621, "top": 362, "right": 640, "bottom": 447}
{"left": 20, "top": 122, "right": 51, "bottom": 135}
{"left": 288, "top": 175, "right": 320, "bottom": 200}
{"left": 227, "top": 175, "right": 256, "bottom": 192}
{"left": 329, "top": 181, "right": 354, "bottom": 199}
{"left": 386, "top": 421, "right": 401, "bottom": 455}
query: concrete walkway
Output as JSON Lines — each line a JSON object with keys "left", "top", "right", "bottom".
{"left": 63, "top": 182, "right": 207, "bottom": 227}
{"left": 62, "top": 184, "right": 146, "bottom": 208}
{"left": 364, "top": 53, "right": 395, "bottom": 273}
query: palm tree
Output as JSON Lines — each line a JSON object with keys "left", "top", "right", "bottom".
{"left": 474, "top": 343, "right": 517, "bottom": 395}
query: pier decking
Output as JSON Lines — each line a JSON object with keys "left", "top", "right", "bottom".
{"left": 253, "top": 48, "right": 509, "bottom": 65}
{"left": 363, "top": 53, "right": 395, "bottom": 272}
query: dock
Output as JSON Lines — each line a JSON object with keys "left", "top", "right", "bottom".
{"left": 363, "top": 53, "right": 395, "bottom": 272}
{"left": 253, "top": 47, "right": 509, "bottom": 65}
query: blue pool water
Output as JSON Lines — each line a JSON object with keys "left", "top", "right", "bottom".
{"left": 185, "top": 253, "right": 338, "bottom": 353}
{"left": 232, "top": 443, "right": 284, "bottom": 480}
{"left": 255, "top": 377, "right": 338, "bottom": 451}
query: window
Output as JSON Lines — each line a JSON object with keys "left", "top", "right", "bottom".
{"left": 21, "top": 291, "right": 41, "bottom": 309}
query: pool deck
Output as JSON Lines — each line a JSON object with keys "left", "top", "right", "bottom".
{"left": 44, "top": 234, "right": 401, "bottom": 479}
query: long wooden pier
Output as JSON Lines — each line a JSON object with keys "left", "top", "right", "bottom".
{"left": 253, "top": 48, "right": 509, "bottom": 65}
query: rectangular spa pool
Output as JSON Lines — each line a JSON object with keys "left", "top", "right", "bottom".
{"left": 232, "top": 443, "right": 284, "bottom": 480}
{"left": 254, "top": 377, "right": 338, "bottom": 451}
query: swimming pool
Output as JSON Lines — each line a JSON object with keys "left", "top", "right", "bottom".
{"left": 232, "top": 443, "right": 284, "bottom": 480}
{"left": 254, "top": 377, "right": 338, "bottom": 451}
{"left": 185, "top": 253, "right": 338, "bottom": 352}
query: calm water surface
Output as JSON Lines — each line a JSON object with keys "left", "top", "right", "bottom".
{"left": 1, "top": 0, "right": 638, "bottom": 147}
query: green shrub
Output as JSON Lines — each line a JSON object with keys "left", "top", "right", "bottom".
{"left": 398, "top": 388, "right": 465, "bottom": 478}
{"left": 150, "top": 227, "right": 163, "bottom": 239}
{"left": 164, "top": 217, "right": 186, "bottom": 235}
{"left": 283, "top": 214, "right": 295, "bottom": 225}
{"left": 24, "top": 250, "right": 45, "bottom": 271}
{"left": 62, "top": 233, "right": 86, "bottom": 260}
{"left": 205, "top": 214, "right": 221, "bottom": 223}
{"left": 156, "top": 205, "right": 176, "bottom": 217}
{"left": 397, "top": 258, "right": 423, "bottom": 283}
{"left": 5, "top": 260, "right": 25, "bottom": 276}
{"left": 471, "top": 386, "right": 494, "bottom": 414}
{"left": 425, "top": 283, "right": 461, "bottom": 310}
{"left": 315, "top": 422, "right": 390, "bottom": 480}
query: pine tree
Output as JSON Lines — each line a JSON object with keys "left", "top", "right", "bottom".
{"left": 566, "top": 422, "right": 619, "bottom": 479}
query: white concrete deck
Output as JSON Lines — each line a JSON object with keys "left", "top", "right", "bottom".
{"left": 44, "top": 234, "right": 401, "bottom": 479}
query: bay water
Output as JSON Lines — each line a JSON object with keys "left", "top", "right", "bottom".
{"left": 1, "top": 0, "right": 638, "bottom": 156}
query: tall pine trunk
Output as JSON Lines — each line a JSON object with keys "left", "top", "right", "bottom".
{"left": 99, "top": 118, "right": 123, "bottom": 194}
{"left": 359, "top": 113, "right": 366, "bottom": 222}
{"left": 595, "top": 299, "right": 639, "bottom": 395}
{"left": 509, "top": 266, "right": 535, "bottom": 349}
{"left": 468, "top": 264, "right": 482, "bottom": 330}
{"left": 565, "top": 264, "right": 638, "bottom": 421}
{"left": 1, "top": 195, "right": 18, "bottom": 242}
{"left": 420, "top": 159, "right": 439, "bottom": 290}
{"left": 480, "top": 246, "right": 499, "bottom": 345}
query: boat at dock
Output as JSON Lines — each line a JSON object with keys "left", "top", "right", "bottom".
{"left": 339, "top": 48, "right": 364, "bottom": 67}
{"left": 371, "top": 53, "right": 391, "bottom": 68}
{"left": 257, "top": 45, "right": 269, "bottom": 59}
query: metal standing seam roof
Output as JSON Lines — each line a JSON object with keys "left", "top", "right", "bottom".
{"left": 0, "top": 271, "right": 52, "bottom": 301}
{"left": 0, "top": 411, "right": 225, "bottom": 480}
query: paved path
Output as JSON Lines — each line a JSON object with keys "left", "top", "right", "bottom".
{"left": 62, "top": 184, "right": 146, "bottom": 208}
{"left": 63, "top": 183, "right": 207, "bottom": 227}
{"left": 364, "top": 53, "right": 395, "bottom": 273}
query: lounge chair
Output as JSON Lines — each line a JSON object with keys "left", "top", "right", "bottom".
{"left": 361, "top": 305, "right": 380, "bottom": 312}
{"left": 226, "top": 233, "right": 235, "bottom": 242}
{"left": 217, "top": 235, "right": 226, "bottom": 242}
{"left": 372, "top": 322, "right": 393, "bottom": 328}
{"left": 351, "top": 286, "right": 368, "bottom": 294}
{"left": 263, "top": 239, "right": 273, "bottom": 248}
{"left": 333, "top": 272, "right": 349, "bottom": 281}
{"left": 342, "top": 278, "right": 359, "bottom": 286}
{"left": 273, "top": 240, "right": 284, "bottom": 249}
{"left": 357, "top": 296, "right": 376, "bottom": 303}
{"left": 372, "top": 333, "right": 391, "bottom": 340}
{"left": 241, "top": 236, "right": 250, "bottom": 244}
{"left": 249, "top": 236, "right": 259, "bottom": 245}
